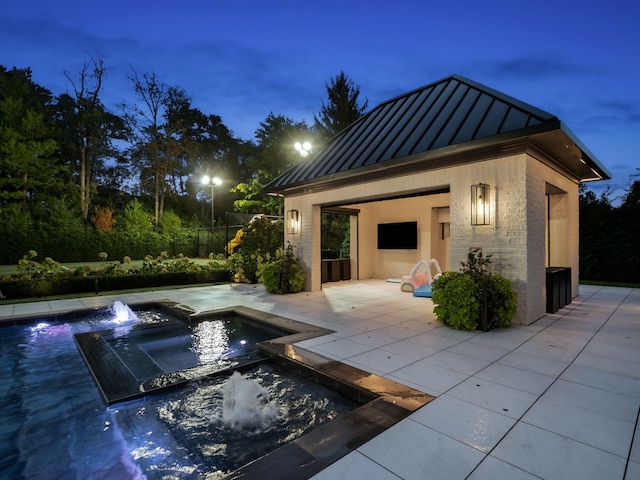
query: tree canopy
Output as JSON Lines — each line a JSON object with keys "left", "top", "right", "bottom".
{"left": 232, "top": 113, "right": 311, "bottom": 215}
{"left": 1, "top": 64, "right": 370, "bottom": 229}
{"left": 579, "top": 172, "right": 640, "bottom": 283}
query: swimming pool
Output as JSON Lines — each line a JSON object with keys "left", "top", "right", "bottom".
{"left": 0, "top": 302, "right": 434, "bottom": 478}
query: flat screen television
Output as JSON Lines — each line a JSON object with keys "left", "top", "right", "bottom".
{"left": 377, "top": 221, "right": 418, "bottom": 249}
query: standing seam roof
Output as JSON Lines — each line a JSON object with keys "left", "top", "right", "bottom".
{"left": 268, "top": 74, "right": 597, "bottom": 190}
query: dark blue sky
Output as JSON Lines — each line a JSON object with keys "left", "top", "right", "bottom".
{"left": 2, "top": 0, "right": 638, "bottom": 199}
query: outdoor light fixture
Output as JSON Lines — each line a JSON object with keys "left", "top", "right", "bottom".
{"left": 471, "top": 183, "right": 490, "bottom": 225}
{"left": 294, "top": 141, "right": 312, "bottom": 157}
{"left": 287, "top": 209, "right": 300, "bottom": 234}
{"left": 201, "top": 175, "right": 222, "bottom": 227}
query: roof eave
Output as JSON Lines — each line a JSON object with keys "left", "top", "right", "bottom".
{"left": 559, "top": 122, "right": 611, "bottom": 181}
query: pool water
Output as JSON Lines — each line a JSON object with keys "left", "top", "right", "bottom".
{"left": 0, "top": 307, "right": 358, "bottom": 479}
{"left": 104, "top": 313, "right": 287, "bottom": 375}
{"left": 113, "top": 364, "right": 358, "bottom": 477}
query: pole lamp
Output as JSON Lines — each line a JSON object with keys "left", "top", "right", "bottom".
{"left": 294, "top": 141, "right": 312, "bottom": 157}
{"left": 201, "top": 175, "right": 222, "bottom": 228}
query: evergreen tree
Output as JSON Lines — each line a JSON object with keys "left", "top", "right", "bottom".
{"left": 314, "top": 71, "right": 368, "bottom": 141}
{"left": 0, "top": 66, "right": 64, "bottom": 211}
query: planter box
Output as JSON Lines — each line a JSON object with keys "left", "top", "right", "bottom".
{"left": 321, "top": 259, "right": 350, "bottom": 283}
{"left": 546, "top": 267, "right": 571, "bottom": 313}
{"left": 340, "top": 259, "right": 351, "bottom": 280}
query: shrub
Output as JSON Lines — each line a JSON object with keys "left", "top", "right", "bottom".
{"left": 484, "top": 273, "right": 518, "bottom": 329}
{"left": 0, "top": 251, "right": 230, "bottom": 299}
{"left": 228, "top": 216, "right": 284, "bottom": 284}
{"left": 432, "top": 249, "right": 517, "bottom": 331}
{"left": 228, "top": 251, "right": 269, "bottom": 284}
{"left": 432, "top": 272, "right": 480, "bottom": 331}
{"left": 261, "top": 244, "right": 306, "bottom": 294}
{"left": 120, "top": 199, "right": 153, "bottom": 234}
{"left": 91, "top": 207, "right": 117, "bottom": 232}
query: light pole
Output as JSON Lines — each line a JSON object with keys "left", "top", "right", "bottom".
{"left": 201, "top": 175, "right": 222, "bottom": 228}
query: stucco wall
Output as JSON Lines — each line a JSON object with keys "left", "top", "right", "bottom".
{"left": 350, "top": 194, "right": 449, "bottom": 280}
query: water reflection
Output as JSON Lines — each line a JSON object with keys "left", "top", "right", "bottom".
{"left": 191, "top": 320, "right": 229, "bottom": 363}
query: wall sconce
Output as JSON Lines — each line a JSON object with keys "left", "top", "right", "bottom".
{"left": 287, "top": 209, "right": 300, "bottom": 234}
{"left": 471, "top": 184, "right": 490, "bottom": 225}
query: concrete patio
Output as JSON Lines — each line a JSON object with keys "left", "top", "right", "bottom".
{"left": 1, "top": 280, "right": 638, "bottom": 479}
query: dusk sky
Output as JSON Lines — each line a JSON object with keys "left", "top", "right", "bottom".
{"left": 2, "top": 0, "right": 638, "bottom": 199}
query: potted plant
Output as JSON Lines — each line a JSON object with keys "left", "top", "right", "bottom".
{"left": 432, "top": 249, "right": 517, "bottom": 331}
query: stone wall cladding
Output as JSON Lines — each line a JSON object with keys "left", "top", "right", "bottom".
{"left": 283, "top": 146, "right": 580, "bottom": 326}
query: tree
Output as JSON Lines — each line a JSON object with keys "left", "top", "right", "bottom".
{"left": 163, "top": 97, "right": 238, "bottom": 226}
{"left": 232, "top": 113, "right": 310, "bottom": 215}
{"left": 59, "top": 54, "right": 128, "bottom": 222}
{"left": 126, "top": 72, "right": 239, "bottom": 226}
{"left": 125, "top": 71, "right": 168, "bottom": 227}
{"left": 0, "top": 66, "right": 63, "bottom": 210}
{"left": 579, "top": 184, "right": 614, "bottom": 281}
{"left": 314, "top": 71, "right": 368, "bottom": 141}
{"left": 616, "top": 175, "right": 640, "bottom": 280}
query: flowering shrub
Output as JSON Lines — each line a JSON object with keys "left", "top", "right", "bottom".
{"left": 15, "top": 251, "right": 63, "bottom": 278}
{"left": 0, "top": 251, "right": 230, "bottom": 299}
{"left": 261, "top": 244, "right": 306, "bottom": 294}
{"left": 227, "top": 216, "right": 284, "bottom": 284}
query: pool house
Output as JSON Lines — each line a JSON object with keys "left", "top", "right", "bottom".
{"left": 267, "top": 74, "right": 611, "bottom": 325}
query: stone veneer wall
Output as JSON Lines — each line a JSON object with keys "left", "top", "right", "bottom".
{"left": 449, "top": 154, "right": 535, "bottom": 324}
{"left": 283, "top": 147, "right": 579, "bottom": 326}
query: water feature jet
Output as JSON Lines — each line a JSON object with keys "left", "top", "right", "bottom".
{"left": 110, "top": 301, "right": 138, "bottom": 323}
{"left": 221, "top": 371, "right": 280, "bottom": 432}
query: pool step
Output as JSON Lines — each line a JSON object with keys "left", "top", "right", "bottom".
{"left": 74, "top": 332, "right": 142, "bottom": 405}
{"left": 74, "top": 330, "right": 270, "bottom": 406}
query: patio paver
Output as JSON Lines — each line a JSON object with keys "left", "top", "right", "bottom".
{"left": 1, "top": 281, "right": 638, "bottom": 479}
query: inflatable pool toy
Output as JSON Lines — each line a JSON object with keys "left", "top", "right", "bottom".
{"left": 400, "top": 259, "right": 442, "bottom": 293}
{"left": 412, "top": 283, "right": 433, "bottom": 297}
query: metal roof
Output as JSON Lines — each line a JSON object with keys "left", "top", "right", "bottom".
{"left": 268, "top": 74, "right": 610, "bottom": 193}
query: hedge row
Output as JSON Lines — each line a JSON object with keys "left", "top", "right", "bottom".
{"left": 0, "top": 224, "right": 230, "bottom": 264}
{"left": 0, "top": 268, "right": 231, "bottom": 300}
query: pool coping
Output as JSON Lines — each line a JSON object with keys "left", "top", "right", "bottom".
{"left": 234, "top": 341, "right": 435, "bottom": 479}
